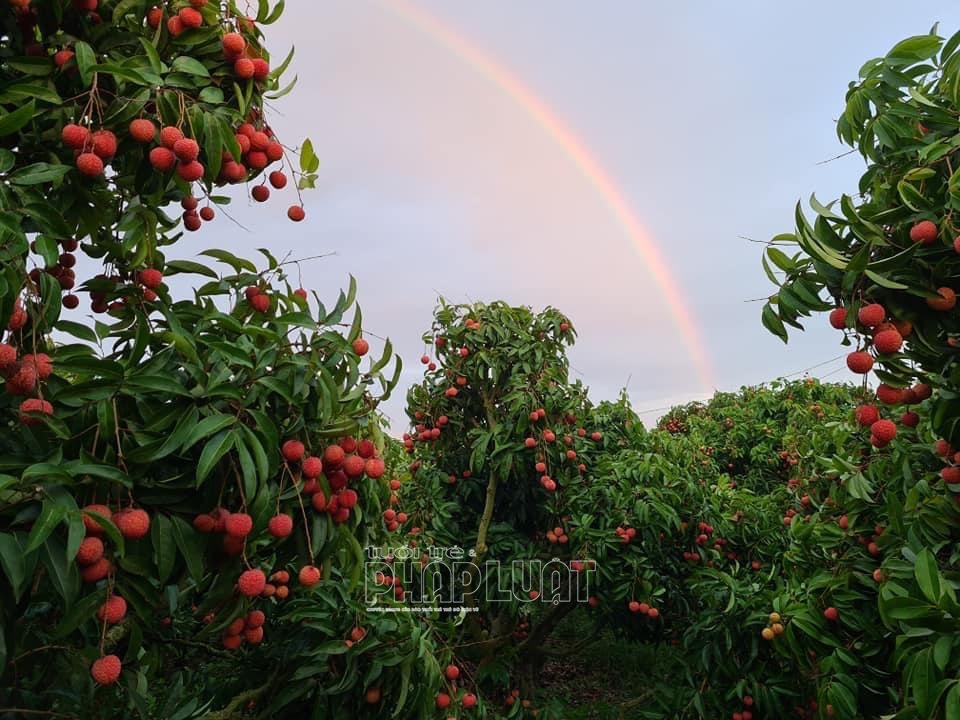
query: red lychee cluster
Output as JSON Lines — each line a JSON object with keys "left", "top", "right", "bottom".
{"left": 730, "top": 696, "right": 756, "bottom": 720}
{"left": 27, "top": 238, "right": 81, "bottom": 309}
{"left": 287, "top": 437, "right": 383, "bottom": 526}
{"left": 372, "top": 569, "right": 407, "bottom": 601}
{"left": 627, "top": 599, "right": 661, "bottom": 619}
{"left": 381, "top": 507, "right": 408, "bottom": 533}
{"left": 192, "top": 507, "right": 253, "bottom": 556}
{"left": 1, "top": 340, "right": 54, "bottom": 425}
{"left": 545, "top": 524, "right": 569, "bottom": 545}
{"left": 935, "top": 437, "right": 960, "bottom": 485}
{"left": 76, "top": 504, "right": 148, "bottom": 584}
{"left": 62, "top": 123, "right": 117, "bottom": 179}
{"left": 222, "top": 608, "right": 268, "bottom": 649}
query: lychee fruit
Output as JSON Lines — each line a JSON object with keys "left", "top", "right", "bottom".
{"left": 224, "top": 512, "right": 254, "bottom": 538}
{"left": 909, "top": 220, "right": 938, "bottom": 244}
{"left": 251, "top": 185, "right": 270, "bottom": 202}
{"left": 871, "top": 419, "right": 897, "bottom": 444}
{"left": 846, "top": 351, "right": 873, "bottom": 374}
{"left": 323, "top": 444, "right": 345, "bottom": 467}
{"left": 281, "top": 439, "right": 305, "bottom": 463}
{"left": 90, "top": 655, "right": 122, "bottom": 685}
{"left": 173, "top": 137, "right": 200, "bottom": 162}
{"left": 97, "top": 595, "right": 127, "bottom": 624}
{"left": 854, "top": 404, "right": 879, "bottom": 427}
{"left": 91, "top": 130, "right": 117, "bottom": 159}
{"left": 250, "top": 293, "right": 270, "bottom": 313}
{"left": 252, "top": 58, "right": 270, "bottom": 81}
{"left": 238, "top": 568, "right": 266, "bottom": 597}
{"left": 243, "top": 626, "right": 264, "bottom": 644}
{"left": 61, "top": 123, "right": 89, "bottom": 149}
{"left": 76, "top": 152, "right": 104, "bottom": 177}
{"left": 267, "top": 513, "right": 293, "bottom": 538}
{"left": 269, "top": 170, "right": 287, "bottom": 189}
{"left": 927, "top": 287, "right": 957, "bottom": 311}
{"left": 299, "top": 564, "right": 321, "bottom": 586}
{"left": 342, "top": 454, "right": 365, "bottom": 478}
{"left": 176, "top": 160, "right": 204, "bottom": 182}
{"left": 81, "top": 557, "right": 111, "bottom": 583}
{"left": 287, "top": 205, "right": 305, "bottom": 222}
{"left": 873, "top": 329, "right": 903, "bottom": 354}
{"left": 19, "top": 398, "right": 53, "bottom": 425}
{"left": 302, "top": 456, "right": 323, "bottom": 479}
{"left": 82, "top": 504, "right": 111, "bottom": 535}
{"left": 76, "top": 536, "right": 105, "bottom": 565}
{"left": 114, "top": 508, "right": 150, "bottom": 539}
{"left": 857, "top": 303, "right": 886, "bottom": 328}
{"left": 913, "top": 383, "right": 932, "bottom": 401}
{"left": 178, "top": 6, "right": 202, "bottom": 27}
{"left": 149, "top": 146, "right": 176, "bottom": 172}
{"left": 21, "top": 353, "right": 52, "bottom": 379}
{"left": 222, "top": 32, "right": 246, "bottom": 56}
{"left": 129, "top": 118, "right": 156, "bottom": 143}
{"left": 234, "top": 58, "right": 255, "bottom": 78}
{"left": 877, "top": 383, "right": 904, "bottom": 405}
{"left": 138, "top": 268, "right": 163, "bottom": 289}
{"left": 159, "top": 126, "right": 184, "bottom": 149}
{"left": 352, "top": 337, "right": 369, "bottom": 356}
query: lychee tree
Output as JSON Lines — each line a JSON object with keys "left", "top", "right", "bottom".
{"left": 760, "top": 26, "right": 960, "bottom": 719}
{"left": 395, "top": 299, "right": 730, "bottom": 714}
{"left": 0, "top": 2, "right": 445, "bottom": 717}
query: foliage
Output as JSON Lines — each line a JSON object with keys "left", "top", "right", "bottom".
{"left": 760, "top": 25, "right": 960, "bottom": 720}
{"left": 0, "top": 3, "right": 440, "bottom": 719}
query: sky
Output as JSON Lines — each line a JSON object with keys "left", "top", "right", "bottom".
{"left": 164, "top": 1, "right": 960, "bottom": 433}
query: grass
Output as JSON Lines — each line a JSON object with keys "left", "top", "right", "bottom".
{"left": 534, "top": 615, "right": 676, "bottom": 720}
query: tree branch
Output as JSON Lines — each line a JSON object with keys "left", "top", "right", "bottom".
{"left": 200, "top": 675, "right": 274, "bottom": 720}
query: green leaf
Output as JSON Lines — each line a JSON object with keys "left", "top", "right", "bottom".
{"left": 0, "top": 533, "right": 28, "bottom": 602}
{"left": 65, "top": 512, "right": 86, "bottom": 567}
{"left": 299, "top": 138, "right": 319, "bottom": 173}
{"left": 74, "top": 41, "right": 97, "bottom": 86}
{"left": 845, "top": 472, "right": 875, "bottom": 501}
{"left": 51, "top": 590, "right": 104, "bottom": 639}
{"left": 5, "top": 58, "right": 54, "bottom": 76}
{"left": 164, "top": 259, "right": 219, "bottom": 279}
{"left": 0, "top": 100, "right": 36, "bottom": 137}
{"left": 199, "top": 249, "right": 257, "bottom": 273}
{"left": 25, "top": 500, "right": 68, "bottom": 554}
{"left": 9, "top": 162, "right": 72, "bottom": 185}
{"left": 183, "top": 413, "right": 237, "bottom": 451}
{"left": 897, "top": 179, "right": 930, "bottom": 211}
{"left": 945, "top": 684, "right": 960, "bottom": 720}
{"left": 196, "top": 429, "right": 236, "bottom": 485}
{"left": 915, "top": 548, "right": 942, "bottom": 603}
{"left": 170, "top": 55, "right": 210, "bottom": 77}
{"left": 153, "top": 514, "right": 177, "bottom": 585}
{"left": 199, "top": 86, "right": 224, "bottom": 103}
{"left": 137, "top": 37, "right": 165, "bottom": 74}
{"left": 55, "top": 319, "right": 98, "bottom": 343}
{"left": 41, "top": 534, "right": 79, "bottom": 608}
{"left": 762, "top": 303, "right": 789, "bottom": 343}
{"left": 766, "top": 247, "right": 795, "bottom": 272}
{"left": 887, "top": 35, "right": 942, "bottom": 62}
{"left": 864, "top": 269, "right": 910, "bottom": 290}
{"left": 170, "top": 515, "right": 205, "bottom": 582}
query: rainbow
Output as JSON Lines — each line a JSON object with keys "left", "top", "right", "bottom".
{"left": 381, "top": 0, "right": 716, "bottom": 393}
